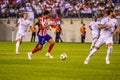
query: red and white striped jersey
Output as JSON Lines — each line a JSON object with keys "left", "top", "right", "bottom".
{"left": 38, "top": 16, "right": 48, "bottom": 36}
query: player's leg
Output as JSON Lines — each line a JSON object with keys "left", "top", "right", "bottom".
{"left": 46, "top": 35, "right": 55, "bottom": 59}
{"left": 106, "top": 44, "right": 113, "bottom": 64}
{"left": 28, "top": 44, "right": 43, "bottom": 60}
{"left": 27, "top": 35, "right": 44, "bottom": 60}
{"left": 84, "top": 38, "right": 104, "bottom": 64}
{"left": 90, "top": 37, "right": 98, "bottom": 51}
{"left": 16, "top": 38, "right": 21, "bottom": 54}
{"left": 106, "top": 37, "right": 113, "bottom": 64}
{"left": 84, "top": 46, "right": 98, "bottom": 64}
{"left": 16, "top": 33, "right": 23, "bottom": 54}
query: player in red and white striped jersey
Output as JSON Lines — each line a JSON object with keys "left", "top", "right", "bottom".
{"left": 27, "top": 10, "right": 55, "bottom": 60}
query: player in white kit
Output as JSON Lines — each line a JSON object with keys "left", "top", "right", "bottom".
{"left": 89, "top": 16, "right": 100, "bottom": 51}
{"left": 13, "top": 13, "right": 32, "bottom": 54}
{"left": 84, "top": 9, "right": 118, "bottom": 64}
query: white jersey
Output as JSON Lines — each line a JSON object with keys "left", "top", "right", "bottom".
{"left": 95, "top": 17, "right": 118, "bottom": 47}
{"left": 100, "top": 17, "right": 118, "bottom": 38}
{"left": 17, "top": 18, "right": 32, "bottom": 35}
{"left": 89, "top": 21, "right": 100, "bottom": 35}
{"left": 111, "top": 18, "right": 119, "bottom": 28}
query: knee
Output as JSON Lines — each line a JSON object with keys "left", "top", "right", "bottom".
{"left": 94, "top": 46, "right": 99, "bottom": 50}
{"left": 51, "top": 42, "right": 55, "bottom": 45}
{"left": 108, "top": 46, "right": 113, "bottom": 50}
{"left": 49, "top": 39, "right": 55, "bottom": 45}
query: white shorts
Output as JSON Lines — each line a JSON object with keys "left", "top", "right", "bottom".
{"left": 16, "top": 33, "right": 25, "bottom": 41}
{"left": 95, "top": 36, "right": 113, "bottom": 48}
{"left": 92, "top": 33, "right": 99, "bottom": 39}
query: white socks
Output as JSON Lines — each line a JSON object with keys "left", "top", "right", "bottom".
{"left": 88, "top": 48, "right": 97, "bottom": 58}
{"left": 105, "top": 46, "right": 112, "bottom": 64}
{"left": 16, "top": 41, "right": 20, "bottom": 54}
{"left": 84, "top": 48, "right": 97, "bottom": 64}
{"left": 106, "top": 46, "right": 113, "bottom": 58}
{"left": 90, "top": 38, "right": 98, "bottom": 50}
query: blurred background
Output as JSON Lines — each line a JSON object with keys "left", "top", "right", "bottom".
{"left": 0, "top": 0, "right": 120, "bottom": 43}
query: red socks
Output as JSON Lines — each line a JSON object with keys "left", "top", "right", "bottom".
{"left": 32, "top": 47, "right": 40, "bottom": 54}
{"left": 48, "top": 44, "right": 54, "bottom": 53}
{"left": 31, "top": 43, "right": 54, "bottom": 54}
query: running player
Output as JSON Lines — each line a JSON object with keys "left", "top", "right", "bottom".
{"left": 13, "top": 12, "right": 32, "bottom": 54}
{"left": 27, "top": 10, "right": 55, "bottom": 60}
{"left": 89, "top": 16, "right": 100, "bottom": 51}
{"left": 84, "top": 9, "right": 118, "bottom": 64}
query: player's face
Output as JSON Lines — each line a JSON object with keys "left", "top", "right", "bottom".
{"left": 46, "top": 13, "right": 50, "bottom": 19}
{"left": 109, "top": 11, "right": 114, "bottom": 17}
{"left": 94, "top": 17, "right": 97, "bottom": 21}
{"left": 112, "top": 11, "right": 116, "bottom": 18}
{"left": 23, "top": 13, "right": 29, "bottom": 19}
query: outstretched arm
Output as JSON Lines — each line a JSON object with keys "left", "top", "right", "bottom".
{"left": 13, "top": 23, "right": 19, "bottom": 31}
{"left": 99, "top": 24, "right": 112, "bottom": 29}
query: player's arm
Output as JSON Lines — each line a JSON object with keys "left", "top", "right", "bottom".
{"left": 43, "top": 24, "right": 51, "bottom": 28}
{"left": 98, "top": 24, "right": 112, "bottom": 29}
{"left": 13, "top": 23, "right": 19, "bottom": 31}
{"left": 28, "top": 26, "right": 32, "bottom": 32}
{"left": 13, "top": 18, "right": 21, "bottom": 30}
{"left": 89, "top": 26, "right": 92, "bottom": 30}
{"left": 112, "top": 24, "right": 119, "bottom": 36}
{"left": 89, "top": 22, "right": 92, "bottom": 30}
{"left": 113, "top": 20, "right": 119, "bottom": 35}
{"left": 99, "top": 18, "right": 111, "bottom": 29}
{"left": 28, "top": 23, "right": 34, "bottom": 32}
{"left": 98, "top": 24, "right": 104, "bottom": 29}
{"left": 29, "top": 24, "right": 37, "bottom": 32}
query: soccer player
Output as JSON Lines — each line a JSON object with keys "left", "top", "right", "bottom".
{"left": 27, "top": 10, "right": 55, "bottom": 60}
{"left": 89, "top": 16, "right": 100, "bottom": 51}
{"left": 84, "top": 9, "right": 118, "bottom": 64}
{"left": 13, "top": 12, "right": 32, "bottom": 54}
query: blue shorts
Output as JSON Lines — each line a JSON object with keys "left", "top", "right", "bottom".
{"left": 38, "top": 34, "right": 52, "bottom": 45}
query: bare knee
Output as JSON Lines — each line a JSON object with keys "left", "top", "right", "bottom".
{"left": 94, "top": 46, "right": 99, "bottom": 50}
{"left": 49, "top": 39, "right": 55, "bottom": 45}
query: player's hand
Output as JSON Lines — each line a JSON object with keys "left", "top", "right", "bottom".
{"left": 99, "top": 24, "right": 103, "bottom": 29}
{"left": 12, "top": 27, "right": 15, "bottom": 31}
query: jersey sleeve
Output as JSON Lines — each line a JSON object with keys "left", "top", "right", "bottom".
{"left": 29, "top": 21, "right": 33, "bottom": 27}
{"left": 17, "top": 19, "right": 21, "bottom": 24}
{"left": 89, "top": 22, "right": 92, "bottom": 26}
{"left": 100, "top": 18, "right": 106, "bottom": 25}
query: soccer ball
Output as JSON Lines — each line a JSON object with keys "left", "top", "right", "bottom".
{"left": 60, "top": 53, "right": 67, "bottom": 60}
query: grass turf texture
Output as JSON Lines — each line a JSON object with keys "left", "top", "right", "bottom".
{"left": 0, "top": 42, "right": 120, "bottom": 80}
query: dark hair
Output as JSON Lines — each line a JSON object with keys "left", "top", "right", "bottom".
{"left": 83, "top": 23, "right": 85, "bottom": 26}
{"left": 106, "top": 9, "right": 113, "bottom": 15}
{"left": 43, "top": 10, "right": 50, "bottom": 15}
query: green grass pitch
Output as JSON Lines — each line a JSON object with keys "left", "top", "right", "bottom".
{"left": 0, "top": 42, "right": 120, "bottom": 80}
